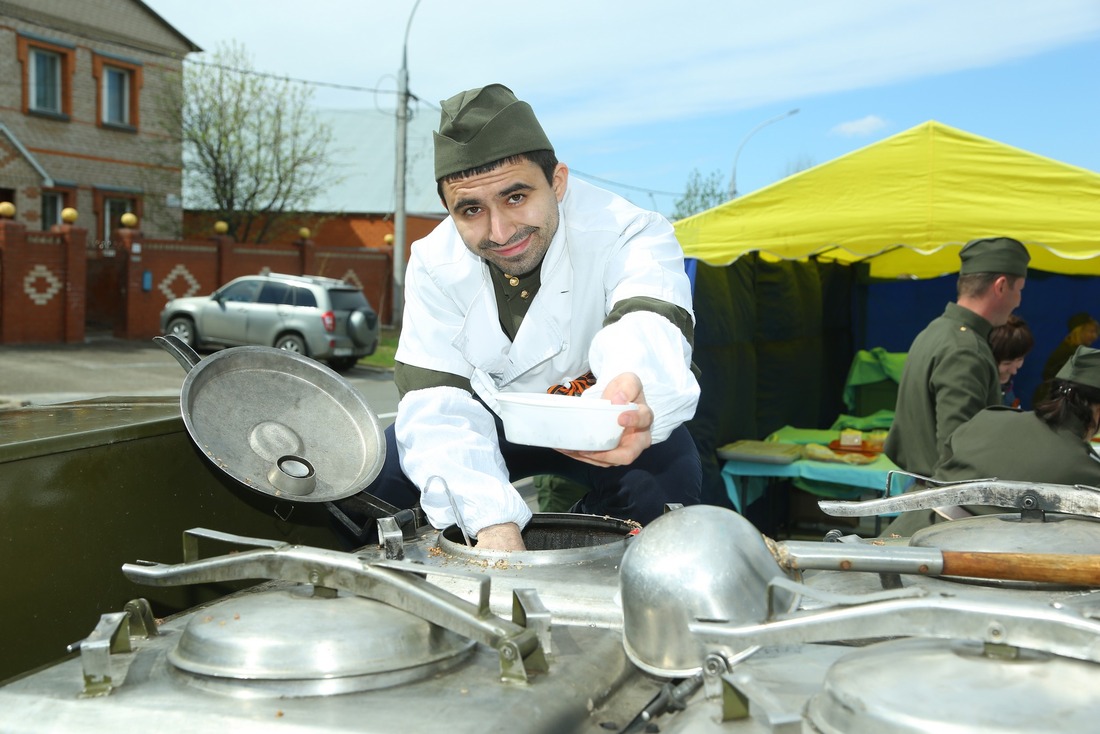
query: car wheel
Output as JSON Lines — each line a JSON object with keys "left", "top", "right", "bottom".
{"left": 328, "top": 357, "right": 358, "bottom": 372}
{"left": 166, "top": 316, "right": 197, "bottom": 347}
{"left": 348, "top": 308, "right": 378, "bottom": 350}
{"left": 275, "top": 333, "right": 308, "bottom": 355}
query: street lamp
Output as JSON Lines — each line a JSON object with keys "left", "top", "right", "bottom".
{"left": 727, "top": 108, "right": 799, "bottom": 200}
{"left": 393, "top": 0, "right": 423, "bottom": 329}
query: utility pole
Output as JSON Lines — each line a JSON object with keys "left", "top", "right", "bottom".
{"left": 392, "top": 0, "right": 423, "bottom": 329}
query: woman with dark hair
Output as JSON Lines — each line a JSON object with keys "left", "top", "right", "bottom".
{"left": 1033, "top": 312, "right": 1100, "bottom": 404}
{"left": 934, "top": 345, "right": 1100, "bottom": 485}
{"left": 988, "top": 314, "right": 1033, "bottom": 408}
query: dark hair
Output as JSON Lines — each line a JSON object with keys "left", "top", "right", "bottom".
{"left": 989, "top": 314, "right": 1034, "bottom": 363}
{"left": 957, "top": 272, "right": 1022, "bottom": 299}
{"left": 436, "top": 149, "right": 559, "bottom": 202}
{"left": 1035, "top": 378, "right": 1100, "bottom": 432}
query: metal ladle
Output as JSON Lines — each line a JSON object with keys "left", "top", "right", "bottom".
{"left": 619, "top": 505, "right": 1100, "bottom": 677}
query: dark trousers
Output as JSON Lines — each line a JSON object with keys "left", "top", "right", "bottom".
{"left": 356, "top": 412, "right": 701, "bottom": 530}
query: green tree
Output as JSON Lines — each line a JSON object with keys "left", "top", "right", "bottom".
{"left": 671, "top": 168, "right": 726, "bottom": 221}
{"left": 170, "top": 42, "right": 335, "bottom": 243}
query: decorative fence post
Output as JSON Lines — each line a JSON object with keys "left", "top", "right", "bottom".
{"left": 296, "top": 227, "right": 315, "bottom": 274}
{"left": 0, "top": 205, "right": 26, "bottom": 342}
{"left": 114, "top": 213, "right": 142, "bottom": 340}
{"left": 57, "top": 214, "right": 87, "bottom": 343}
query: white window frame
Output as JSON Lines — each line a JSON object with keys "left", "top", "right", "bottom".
{"left": 29, "top": 48, "right": 62, "bottom": 114}
{"left": 102, "top": 65, "right": 130, "bottom": 125}
{"left": 41, "top": 191, "right": 64, "bottom": 230}
{"left": 102, "top": 197, "right": 133, "bottom": 242}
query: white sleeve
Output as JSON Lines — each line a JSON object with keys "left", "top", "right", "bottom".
{"left": 585, "top": 310, "right": 700, "bottom": 442}
{"left": 396, "top": 385, "right": 533, "bottom": 536}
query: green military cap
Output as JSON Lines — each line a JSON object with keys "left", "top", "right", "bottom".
{"left": 958, "top": 236, "right": 1030, "bottom": 277}
{"left": 1055, "top": 345, "right": 1100, "bottom": 390}
{"left": 434, "top": 84, "right": 554, "bottom": 181}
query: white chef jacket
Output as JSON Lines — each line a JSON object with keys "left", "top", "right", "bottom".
{"left": 395, "top": 177, "right": 699, "bottom": 535}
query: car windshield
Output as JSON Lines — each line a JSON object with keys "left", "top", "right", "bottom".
{"left": 328, "top": 289, "right": 370, "bottom": 311}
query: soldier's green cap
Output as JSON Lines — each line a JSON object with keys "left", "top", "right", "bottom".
{"left": 1055, "top": 346, "right": 1100, "bottom": 390}
{"left": 433, "top": 84, "right": 553, "bottom": 181}
{"left": 958, "top": 236, "right": 1030, "bottom": 277}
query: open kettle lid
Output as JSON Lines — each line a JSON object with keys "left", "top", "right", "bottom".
{"left": 174, "top": 344, "right": 386, "bottom": 503}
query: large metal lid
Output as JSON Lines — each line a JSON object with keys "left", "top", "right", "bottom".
{"left": 909, "top": 514, "right": 1100, "bottom": 589}
{"left": 806, "top": 636, "right": 1100, "bottom": 733}
{"left": 169, "top": 586, "right": 475, "bottom": 695}
{"left": 178, "top": 346, "right": 385, "bottom": 502}
{"left": 910, "top": 513, "right": 1100, "bottom": 554}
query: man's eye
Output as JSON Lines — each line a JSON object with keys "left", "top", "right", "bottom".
{"left": 507, "top": 193, "right": 525, "bottom": 204}
{"left": 462, "top": 206, "right": 482, "bottom": 217}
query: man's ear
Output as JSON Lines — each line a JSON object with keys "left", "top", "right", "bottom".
{"left": 552, "top": 163, "right": 569, "bottom": 202}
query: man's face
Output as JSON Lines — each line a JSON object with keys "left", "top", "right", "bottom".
{"left": 440, "top": 159, "right": 568, "bottom": 276}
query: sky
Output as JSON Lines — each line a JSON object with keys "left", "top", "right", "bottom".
{"left": 143, "top": 0, "right": 1100, "bottom": 218}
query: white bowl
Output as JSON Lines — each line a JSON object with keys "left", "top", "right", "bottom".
{"left": 494, "top": 392, "right": 636, "bottom": 451}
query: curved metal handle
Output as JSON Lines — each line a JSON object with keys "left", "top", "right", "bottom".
{"left": 690, "top": 591, "right": 1100, "bottom": 665}
{"left": 819, "top": 478, "right": 1100, "bottom": 519}
{"left": 153, "top": 334, "right": 201, "bottom": 373}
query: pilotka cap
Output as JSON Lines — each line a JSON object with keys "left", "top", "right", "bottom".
{"left": 1055, "top": 346, "right": 1100, "bottom": 391}
{"left": 433, "top": 84, "right": 554, "bottom": 181}
{"left": 958, "top": 236, "right": 1030, "bottom": 277}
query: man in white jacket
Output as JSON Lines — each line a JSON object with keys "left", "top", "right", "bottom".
{"left": 353, "top": 84, "right": 700, "bottom": 551}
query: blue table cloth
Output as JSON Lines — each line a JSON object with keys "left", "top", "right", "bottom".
{"left": 721, "top": 426, "right": 912, "bottom": 513}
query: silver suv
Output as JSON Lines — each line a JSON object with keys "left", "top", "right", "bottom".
{"left": 160, "top": 273, "right": 379, "bottom": 372}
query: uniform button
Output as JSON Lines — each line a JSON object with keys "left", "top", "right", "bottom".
{"left": 508, "top": 276, "right": 520, "bottom": 287}
{"left": 520, "top": 290, "right": 529, "bottom": 299}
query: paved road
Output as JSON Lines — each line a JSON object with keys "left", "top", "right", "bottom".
{"left": 0, "top": 335, "right": 400, "bottom": 420}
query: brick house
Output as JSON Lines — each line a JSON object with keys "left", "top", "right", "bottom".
{"left": 0, "top": 0, "right": 198, "bottom": 241}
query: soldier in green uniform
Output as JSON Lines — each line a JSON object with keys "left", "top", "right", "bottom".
{"left": 884, "top": 236, "right": 1030, "bottom": 479}
{"left": 935, "top": 345, "right": 1100, "bottom": 487}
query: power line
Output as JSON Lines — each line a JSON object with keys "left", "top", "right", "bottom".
{"left": 569, "top": 170, "right": 682, "bottom": 198}
{"left": 184, "top": 58, "right": 685, "bottom": 200}
{"left": 183, "top": 57, "right": 399, "bottom": 95}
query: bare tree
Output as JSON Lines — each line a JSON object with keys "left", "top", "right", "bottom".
{"left": 171, "top": 43, "right": 335, "bottom": 243}
{"left": 671, "top": 168, "right": 726, "bottom": 221}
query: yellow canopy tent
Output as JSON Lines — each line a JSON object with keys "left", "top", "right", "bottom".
{"left": 675, "top": 121, "right": 1100, "bottom": 279}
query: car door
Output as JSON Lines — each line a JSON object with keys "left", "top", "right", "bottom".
{"left": 202, "top": 278, "right": 261, "bottom": 344}
{"left": 247, "top": 281, "right": 292, "bottom": 345}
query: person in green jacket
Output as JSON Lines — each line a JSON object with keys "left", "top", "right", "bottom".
{"left": 882, "top": 345, "right": 1100, "bottom": 536}
{"left": 884, "top": 236, "right": 1031, "bottom": 478}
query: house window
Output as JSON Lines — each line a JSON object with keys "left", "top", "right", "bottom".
{"left": 31, "top": 49, "right": 62, "bottom": 113}
{"left": 103, "top": 197, "right": 134, "bottom": 241}
{"left": 103, "top": 67, "right": 130, "bottom": 125}
{"left": 94, "top": 189, "right": 142, "bottom": 243}
{"left": 17, "top": 36, "right": 75, "bottom": 119}
{"left": 93, "top": 54, "right": 142, "bottom": 131}
{"left": 41, "top": 191, "right": 65, "bottom": 230}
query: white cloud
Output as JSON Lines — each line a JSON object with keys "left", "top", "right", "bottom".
{"left": 831, "top": 115, "right": 888, "bottom": 137}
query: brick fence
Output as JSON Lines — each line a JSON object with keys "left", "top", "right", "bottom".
{"left": 0, "top": 221, "right": 396, "bottom": 345}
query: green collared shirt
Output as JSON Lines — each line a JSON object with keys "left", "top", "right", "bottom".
{"left": 884, "top": 302, "right": 1001, "bottom": 477}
